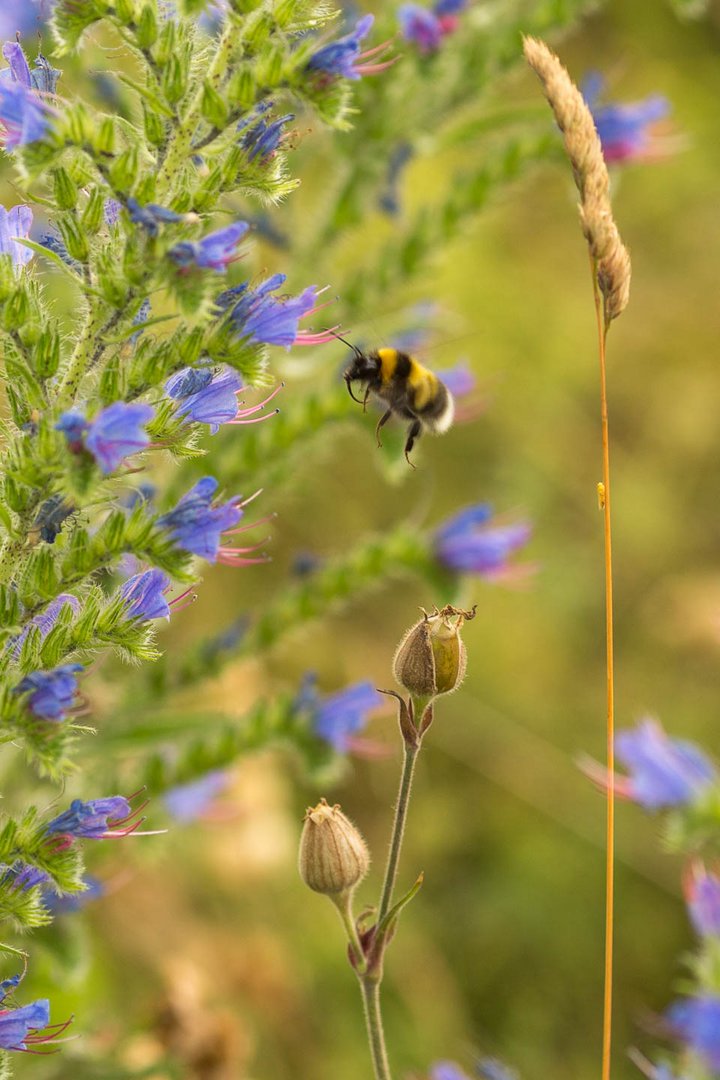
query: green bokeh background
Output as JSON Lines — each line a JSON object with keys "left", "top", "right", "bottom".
{"left": 7, "top": 0, "right": 720, "bottom": 1076}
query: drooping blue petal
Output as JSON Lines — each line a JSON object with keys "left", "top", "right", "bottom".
{"left": 85, "top": 402, "right": 154, "bottom": 474}
{"left": 46, "top": 796, "right": 131, "bottom": 838}
{"left": 306, "top": 14, "right": 374, "bottom": 80}
{"left": 0, "top": 79, "right": 54, "bottom": 148}
{"left": 15, "top": 663, "right": 83, "bottom": 720}
{"left": 157, "top": 477, "right": 242, "bottom": 561}
{"left": 169, "top": 221, "right": 249, "bottom": 271}
{"left": 119, "top": 568, "right": 171, "bottom": 621}
{"left": 168, "top": 366, "right": 243, "bottom": 433}
{"left": 0, "top": 999, "right": 50, "bottom": 1050}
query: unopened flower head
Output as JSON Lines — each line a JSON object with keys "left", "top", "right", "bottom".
{"left": 394, "top": 604, "right": 475, "bottom": 701}
{"left": 298, "top": 798, "right": 369, "bottom": 897}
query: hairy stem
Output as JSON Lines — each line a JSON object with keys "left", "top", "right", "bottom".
{"left": 378, "top": 738, "right": 419, "bottom": 927}
{"left": 592, "top": 262, "right": 615, "bottom": 1080}
{"left": 360, "top": 977, "right": 393, "bottom": 1080}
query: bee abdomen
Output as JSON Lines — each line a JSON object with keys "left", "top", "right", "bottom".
{"left": 418, "top": 382, "right": 454, "bottom": 434}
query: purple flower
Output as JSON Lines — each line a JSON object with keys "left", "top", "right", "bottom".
{"left": 120, "top": 568, "right": 171, "bottom": 621}
{"left": 2, "top": 42, "right": 31, "bottom": 87}
{"left": 667, "top": 995, "right": 720, "bottom": 1071}
{"left": 430, "top": 1064, "right": 471, "bottom": 1080}
{"left": 164, "top": 771, "right": 230, "bottom": 822}
{"left": 157, "top": 477, "right": 242, "bottom": 562}
{"left": 44, "top": 875, "right": 104, "bottom": 915}
{"left": 685, "top": 862, "right": 720, "bottom": 937}
{"left": 166, "top": 366, "right": 243, "bottom": 433}
{"left": 169, "top": 220, "right": 249, "bottom": 271}
{"left": 0, "top": 998, "right": 51, "bottom": 1051}
{"left": 240, "top": 110, "right": 295, "bottom": 161}
{"left": 307, "top": 14, "right": 382, "bottom": 80}
{"left": 104, "top": 198, "right": 121, "bottom": 226}
{"left": 127, "top": 197, "right": 185, "bottom": 236}
{"left": 14, "top": 662, "right": 83, "bottom": 721}
{"left": 218, "top": 273, "right": 320, "bottom": 349}
{"left": 0, "top": 79, "right": 55, "bottom": 149}
{"left": 0, "top": 203, "right": 32, "bottom": 271}
{"left": 9, "top": 593, "right": 80, "bottom": 657}
{"left": 85, "top": 402, "right": 154, "bottom": 473}
{"left": 295, "top": 673, "right": 382, "bottom": 753}
{"left": 434, "top": 505, "right": 532, "bottom": 578}
{"left": 58, "top": 402, "right": 154, "bottom": 474}
{"left": 398, "top": 5, "right": 443, "bottom": 53}
{"left": 582, "top": 73, "right": 670, "bottom": 164}
{"left": 614, "top": 718, "right": 717, "bottom": 810}
{"left": 0, "top": 2, "right": 46, "bottom": 39}
{"left": 45, "top": 796, "right": 134, "bottom": 839}
{"left": 0, "top": 861, "right": 50, "bottom": 891}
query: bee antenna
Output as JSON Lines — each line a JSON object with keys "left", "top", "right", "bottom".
{"left": 328, "top": 329, "right": 364, "bottom": 359}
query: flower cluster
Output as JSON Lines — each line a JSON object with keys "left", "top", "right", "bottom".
{"left": 293, "top": 674, "right": 383, "bottom": 754}
{"left": 216, "top": 273, "right": 336, "bottom": 349}
{"left": 434, "top": 505, "right": 532, "bottom": 579}
{"left": 166, "top": 365, "right": 281, "bottom": 433}
{"left": 582, "top": 73, "right": 670, "bottom": 164}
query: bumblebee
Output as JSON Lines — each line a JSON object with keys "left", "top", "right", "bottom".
{"left": 341, "top": 340, "right": 454, "bottom": 465}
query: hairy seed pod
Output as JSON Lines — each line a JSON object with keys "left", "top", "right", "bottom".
{"left": 298, "top": 799, "right": 370, "bottom": 897}
{"left": 393, "top": 605, "right": 475, "bottom": 700}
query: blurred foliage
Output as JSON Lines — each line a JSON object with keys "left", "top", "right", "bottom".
{"left": 3, "top": 0, "right": 720, "bottom": 1078}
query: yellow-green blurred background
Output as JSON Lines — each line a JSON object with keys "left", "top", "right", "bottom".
{"left": 8, "top": 0, "right": 720, "bottom": 1076}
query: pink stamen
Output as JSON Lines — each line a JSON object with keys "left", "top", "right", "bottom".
{"left": 234, "top": 383, "right": 284, "bottom": 416}
{"left": 171, "top": 595, "right": 197, "bottom": 614}
{"left": 223, "top": 513, "right": 276, "bottom": 536}
{"left": 220, "top": 538, "right": 270, "bottom": 555}
{"left": 356, "top": 58, "right": 400, "bottom": 76}
{"left": 238, "top": 488, "right": 263, "bottom": 509}
{"left": 228, "top": 410, "right": 279, "bottom": 425}
{"left": 294, "top": 328, "right": 342, "bottom": 346}
{"left": 358, "top": 38, "right": 395, "bottom": 61}
{"left": 217, "top": 553, "right": 270, "bottom": 566}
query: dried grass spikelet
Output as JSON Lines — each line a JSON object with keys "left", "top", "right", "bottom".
{"left": 522, "top": 35, "right": 631, "bottom": 322}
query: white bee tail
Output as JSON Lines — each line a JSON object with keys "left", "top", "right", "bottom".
{"left": 426, "top": 392, "right": 455, "bottom": 435}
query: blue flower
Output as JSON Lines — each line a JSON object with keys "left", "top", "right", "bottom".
{"left": 0, "top": 998, "right": 51, "bottom": 1051}
{"left": 0, "top": 861, "right": 50, "bottom": 891}
{"left": 15, "top": 663, "right": 83, "bottom": 721}
{"left": 398, "top": 5, "right": 443, "bottom": 53}
{"left": 85, "top": 402, "right": 154, "bottom": 473}
{"left": 434, "top": 505, "right": 532, "bottom": 578}
{"left": 582, "top": 73, "right": 670, "bottom": 164}
{"left": 37, "top": 231, "right": 79, "bottom": 270}
{"left": 0, "top": 2, "right": 46, "bottom": 38}
{"left": 57, "top": 402, "right": 154, "bottom": 474}
{"left": 218, "top": 273, "right": 319, "bottom": 349}
{"left": 307, "top": 14, "right": 378, "bottom": 80}
{"left": 157, "top": 477, "right": 242, "bottom": 561}
{"left": 166, "top": 366, "right": 243, "bottom": 433}
{"left": 120, "top": 568, "right": 171, "bottom": 621}
{"left": 169, "top": 220, "right": 249, "bottom": 271}
{"left": 127, "top": 196, "right": 186, "bottom": 236}
{"left": 104, "top": 198, "right": 121, "bottom": 226}
{"left": 239, "top": 108, "right": 295, "bottom": 161}
{"left": 614, "top": 718, "right": 717, "bottom": 810}
{"left": 685, "top": 862, "right": 720, "bottom": 937}
{"left": 164, "top": 771, "right": 230, "bottom": 822}
{"left": 0, "top": 79, "right": 55, "bottom": 149}
{"left": 45, "top": 796, "right": 133, "bottom": 839}
{"left": 0, "top": 203, "right": 32, "bottom": 272}
{"left": 430, "top": 1064, "right": 471, "bottom": 1080}
{"left": 1, "top": 42, "right": 31, "bottom": 87}
{"left": 44, "top": 875, "right": 104, "bottom": 915}
{"left": 667, "top": 995, "right": 720, "bottom": 1071}
{"left": 295, "top": 673, "right": 382, "bottom": 752}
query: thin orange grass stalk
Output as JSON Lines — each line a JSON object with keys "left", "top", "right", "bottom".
{"left": 523, "top": 36, "right": 632, "bottom": 1080}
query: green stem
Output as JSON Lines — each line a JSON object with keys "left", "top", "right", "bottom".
{"left": 333, "top": 891, "right": 366, "bottom": 974}
{"left": 360, "top": 977, "right": 393, "bottom": 1080}
{"left": 56, "top": 301, "right": 110, "bottom": 405}
{"left": 378, "top": 739, "right": 419, "bottom": 926}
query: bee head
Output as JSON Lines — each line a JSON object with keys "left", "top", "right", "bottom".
{"left": 330, "top": 332, "right": 379, "bottom": 404}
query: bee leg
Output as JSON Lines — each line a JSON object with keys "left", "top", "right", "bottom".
{"left": 362, "top": 386, "right": 371, "bottom": 414}
{"left": 404, "top": 420, "right": 422, "bottom": 469}
{"left": 375, "top": 409, "right": 393, "bottom": 448}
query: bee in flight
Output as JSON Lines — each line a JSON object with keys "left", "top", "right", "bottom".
{"left": 338, "top": 336, "right": 454, "bottom": 466}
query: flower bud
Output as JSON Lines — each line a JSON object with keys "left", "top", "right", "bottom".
{"left": 299, "top": 799, "right": 369, "bottom": 897}
{"left": 393, "top": 605, "right": 475, "bottom": 700}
